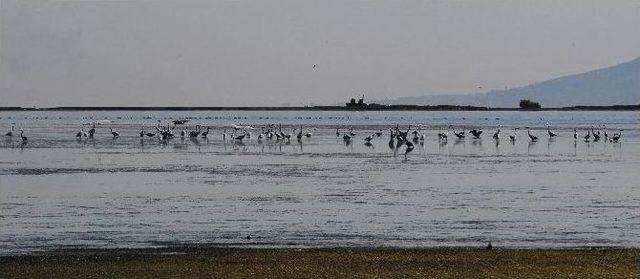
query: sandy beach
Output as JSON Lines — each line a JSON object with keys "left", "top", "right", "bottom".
{"left": 1, "top": 247, "right": 638, "bottom": 278}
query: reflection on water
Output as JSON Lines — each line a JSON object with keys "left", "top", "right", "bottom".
{"left": 0, "top": 110, "right": 639, "bottom": 254}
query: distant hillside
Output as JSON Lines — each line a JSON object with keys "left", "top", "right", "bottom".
{"left": 384, "top": 57, "right": 640, "bottom": 108}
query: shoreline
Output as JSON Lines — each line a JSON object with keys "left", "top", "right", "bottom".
{"left": 1, "top": 247, "right": 638, "bottom": 278}
{"left": 1, "top": 104, "right": 639, "bottom": 112}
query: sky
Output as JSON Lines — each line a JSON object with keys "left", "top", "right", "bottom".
{"left": 1, "top": 0, "right": 639, "bottom": 107}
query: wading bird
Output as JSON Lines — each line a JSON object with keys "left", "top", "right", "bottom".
{"left": 20, "top": 130, "right": 27, "bottom": 142}
{"left": 110, "top": 128, "right": 119, "bottom": 138}
{"left": 526, "top": 127, "right": 538, "bottom": 142}
{"left": 492, "top": 126, "right": 501, "bottom": 140}
{"left": 88, "top": 123, "right": 96, "bottom": 138}
{"left": 469, "top": 129, "right": 483, "bottom": 139}
{"left": 611, "top": 130, "right": 622, "bottom": 142}
{"left": 546, "top": 124, "right": 557, "bottom": 137}
{"left": 5, "top": 124, "right": 15, "bottom": 137}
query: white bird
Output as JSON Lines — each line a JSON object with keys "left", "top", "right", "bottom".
{"left": 611, "top": 130, "right": 622, "bottom": 142}
{"left": 492, "top": 126, "right": 501, "bottom": 140}
{"left": 546, "top": 124, "right": 557, "bottom": 137}
{"left": 200, "top": 127, "right": 211, "bottom": 139}
{"left": 5, "top": 124, "right": 15, "bottom": 137}
{"left": 527, "top": 127, "right": 538, "bottom": 142}
{"left": 88, "top": 123, "right": 96, "bottom": 138}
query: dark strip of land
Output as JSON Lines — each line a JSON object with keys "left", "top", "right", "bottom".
{"left": 1, "top": 247, "right": 638, "bottom": 278}
{"left": 1, "top": 104, "right": 638, "bottom": 111}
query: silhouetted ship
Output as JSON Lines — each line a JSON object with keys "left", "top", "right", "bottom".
{"left": 346, "top": 94, "right": 367, "bottom": 109}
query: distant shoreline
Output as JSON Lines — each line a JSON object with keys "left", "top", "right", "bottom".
{"left": 0, "top": 104, "right": 638, "bottom": 112}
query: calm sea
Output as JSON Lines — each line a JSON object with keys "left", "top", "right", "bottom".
{"left": 1, "top": 110, "right": 639, "bottom": 254}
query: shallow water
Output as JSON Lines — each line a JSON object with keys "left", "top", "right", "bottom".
{"left": 1, "top": 110, "right": 639, "bottom": 254}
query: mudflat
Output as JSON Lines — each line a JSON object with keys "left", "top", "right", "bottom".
{"left": 1, "top": 248, "right": 638, "bottom": 278}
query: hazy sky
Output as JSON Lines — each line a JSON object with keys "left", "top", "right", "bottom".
{"left": 1, "top": 0, "right": 639, "bottom": 107}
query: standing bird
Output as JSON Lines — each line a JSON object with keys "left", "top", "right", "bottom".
{"left": 20, "top": 130, "right": 27, "bottom": 142}
{"left": 336, "top": 128, "right": 340, "bottom": 137}
{"left": 200, "top": 127, "right": 211, "bottom": 139}
{"left": 509, "top": 128, "right": 518, "bottom": 143}
{"left": 573, "top": 128, "right": 577, "bottom": 140}
{"left": 5, "top": 124, "right": 15, "bottom": 137}
{"left": 88, "top": 123, "right": 96, "bottom": 138}
{"left": 546, "top": 124, "right": 557, "bottom": 137}
{"left": 110, "top": 128, "right": 119, "bottom": 138}
{"left": 364, "top": 134, "right": 373, "bottom": 143}
{"left": 297, "top": 125, "right": 303, "bottom": 140}
{"left": 77, "top": 129, "right": 86, "bottom": 139}
{"left": 592, "top": 127, "right": 601, "bottom": 142}
{"left": 583, "top": 130, "right": 591, "bottom": 142}
{"left": 492, "top": 126, "right": 501, "bottom": 140}
{"left": 188, "top": 125, "right": 201, "bottom": 138}
{"left": 526, "top": 127, "right": 538, "bottom": 142}
{"left": 610, "top": 130, "right": 623, "bottom": 142}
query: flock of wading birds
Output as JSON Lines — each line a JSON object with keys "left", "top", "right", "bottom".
{"left": 3, "top": 120, "right": 624, "bottom": 153}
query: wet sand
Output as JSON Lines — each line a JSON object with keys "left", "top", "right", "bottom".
{"left": 1, "top": 247, "right": 638, "bottom": 278}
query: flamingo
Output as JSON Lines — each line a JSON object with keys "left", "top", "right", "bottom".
{"left": 20, "top": 130, "right": 27, "bottom": 142}
{"left": 452, "top": 126, "right": 465, "bottom": 139}
{"left": 188, "top": 125, "right": 201, "bottom": 138}
{"left": 110, "top": 128, "right": 119, "bottom": 138}
{"left": 611, "top": 130, "right": 622, "bottom": 142}
{"left": 592, "top": 127, "right": 600, "bottom": 142}
{"left": 546, "top": 124, "right": 557, "bottom": 137}
{"left": 492, "top": 126, "right": 500, "bottom": 140}
{"left": 88, "top": 123, "right": 96, "bottom": 138}
{"left": 509, "top": 128, "right": 517, "bottom": 142}
{"left": 234, "top": 132, "right": 246, "bottom": 141}
{"left": 5, "top": 124, "right": 15, "bottom": 137}
{"left": 200, "top": 127, "right": 210, "bottom": 139}
{"left": 469, "top": 129, "right": 483, "bottom": 139}
{"left": 526, "top": 127, "right": 538, "bottom": 142}
{"left": 297, "top": 125, "right": 303, "bottom": 140}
